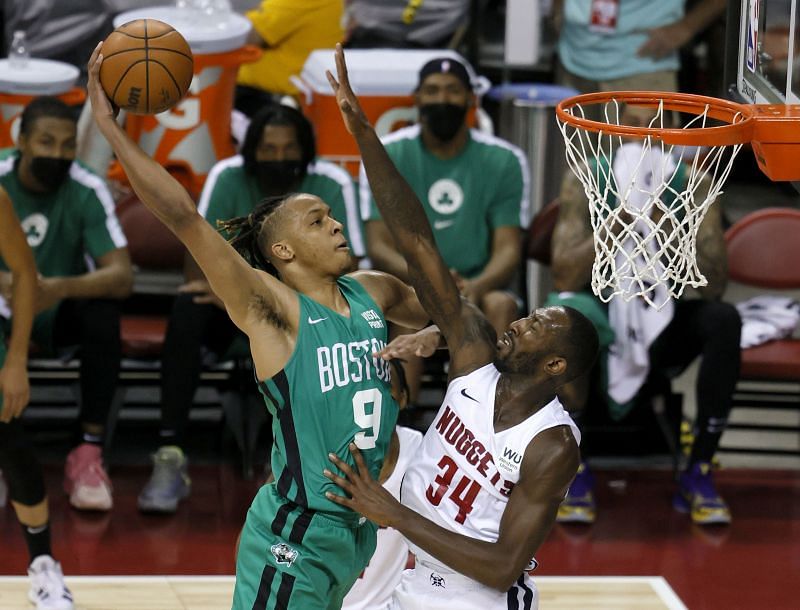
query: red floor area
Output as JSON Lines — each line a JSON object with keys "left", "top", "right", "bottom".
{"left": 1, "top": 466, "right": 798, "bottom": 609}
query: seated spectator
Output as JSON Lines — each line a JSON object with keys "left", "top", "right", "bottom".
{"left": 137, "top": 103, "right": 364, "bottom": 513}
{"left": 360, "top": 57, "right": 529, "bottom": 402}
{"left": 548, "top": 104, "right": 741, "bottom": 526}
{"left": 0, "top": 97, "right": 132, "bottom": 512}
{"left": 235, "top": 0, "right": 344, "bottom": 114}
{"left": 343, "top": 0, "right": 470, "bottom": 49}
{"left": 0, "top": 184, "right": 75, "bottom": 610}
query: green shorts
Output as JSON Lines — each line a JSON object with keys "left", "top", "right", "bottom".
{"left": 233, "top": 483, "right": 378, "bottom": 610}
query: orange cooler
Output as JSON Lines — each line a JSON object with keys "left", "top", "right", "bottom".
{"left": 112, "top": 6, "right": 261, "bottom": 197}
{"left": 294, "top": 50, "right": 489, "bottom": 177}
{"left": 0, "top": 58, "right": 84, "bottom": 147}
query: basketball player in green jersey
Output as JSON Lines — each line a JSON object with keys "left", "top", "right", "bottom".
{"left": 87, "top": 46, "right": 429, "bottom": 609}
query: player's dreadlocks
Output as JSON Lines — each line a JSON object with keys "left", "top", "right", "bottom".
{"left": 216, "top": 194, "right": 293, "bottom": 275}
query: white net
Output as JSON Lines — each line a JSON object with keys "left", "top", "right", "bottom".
{"left": 558, "top": 97, "right": 745, "bottom": 310}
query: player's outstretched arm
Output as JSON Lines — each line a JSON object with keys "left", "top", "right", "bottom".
{"left": 86, "top": 44, "right": 291, "bottom": 333}
{"left": 0, "top": 187, "right": 35, "bottom": 421}
{"left": 326, "top": 430, "right": 579, "bottom": 592}
{"left": 327, "top": 45, "right": 494, "bottom": 367}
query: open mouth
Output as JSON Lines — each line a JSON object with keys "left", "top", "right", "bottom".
{"left": 496, "top": 331, "right": 513, "bottom": 351}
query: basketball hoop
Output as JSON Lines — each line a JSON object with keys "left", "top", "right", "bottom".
{"left": 556, "top": 91, "right": 800, "bottom": 309}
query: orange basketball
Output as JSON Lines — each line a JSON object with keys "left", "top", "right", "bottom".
{"left": 99, "top": 19, "right": 194, "bottom": 115}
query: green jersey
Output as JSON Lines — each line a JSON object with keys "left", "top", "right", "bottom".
{"left": 256, "top": 275, "right": 397, "bottom": 524}
{"left": 198, "top": 154, "right": 365, "bottom": 256}
{"left": 0, "top": 149, "right": 126, "bottom": 277}
{"left": 360, "top": 126, "right": 529, "bottom": 278}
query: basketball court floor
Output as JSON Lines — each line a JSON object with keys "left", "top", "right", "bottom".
{"left": 1, "top": 463, "right": 798, "bottom": 609}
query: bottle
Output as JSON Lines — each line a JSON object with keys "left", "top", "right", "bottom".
{"left": 8, "top": 30, "right": 30, "bottom": 69}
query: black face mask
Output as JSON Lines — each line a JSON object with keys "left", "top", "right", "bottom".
{"left": 419, "top": 103, "right": 468, "bottom": 142}
{"left": 30, "top": 157, "right": 72, "bottom": 191}
{"left": 255, "top": 160, "right": 306, "bottom": 193}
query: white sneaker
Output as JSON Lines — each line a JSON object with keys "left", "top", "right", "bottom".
{"left": 27, "top": 555, "right": 74, "bottom": 610}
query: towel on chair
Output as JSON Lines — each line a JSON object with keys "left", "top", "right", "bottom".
{"left": 737, "top": 295, "right": 800, "bottom": 348}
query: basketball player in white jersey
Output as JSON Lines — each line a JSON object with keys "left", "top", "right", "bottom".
{"left": 324, "top": 46, "right": 600, "bottom": 610}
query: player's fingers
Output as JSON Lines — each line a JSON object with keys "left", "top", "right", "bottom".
{"left": 328, "top": 452, "right": 357, "bottom": 479}
{"left": 325, "top": 70, "right": 339, "bottom": 92}
{"left": 348, "top": 443, "right": 369, "bottom": 478}
{"left": 88, "top": 41, "right": 102, "bottom": 70}
{"left": 323, "top": 468, "right": 353, "bottom": 492}
{"left": 325, "top": 491, "right": 353, "bottom": 507}
{"left": 335, "top": 43, "right": 351, "bottom": 89}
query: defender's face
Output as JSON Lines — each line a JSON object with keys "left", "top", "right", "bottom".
{"left": 278, "top": 194, "right": 351, "bottom": 273}
{"left": 495, "top": 306, "right": 570, "bottom": 374}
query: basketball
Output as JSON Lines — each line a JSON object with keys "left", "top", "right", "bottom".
{"left": 99, "top": 19, "right": 194, "bottom": 115}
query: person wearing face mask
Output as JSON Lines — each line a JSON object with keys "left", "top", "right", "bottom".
{"left": 0, "top": 96, "right": 133, "bottom": 513}
{"left": 360, "top": 58, "right": 529, "bottom": 404}
{"left": 137, "top": 102, "right": 364, "bottom": 514}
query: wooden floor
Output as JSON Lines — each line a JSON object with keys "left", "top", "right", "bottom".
{"left": 0, "top": 575, "right": 686, "bottom": 610}
{"left": 2, "top": 463, "right": 798, "bottom": 609}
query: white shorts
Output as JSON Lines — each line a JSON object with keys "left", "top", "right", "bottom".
{"left": 390, "top": 560, "right": 538, "bottom": 610}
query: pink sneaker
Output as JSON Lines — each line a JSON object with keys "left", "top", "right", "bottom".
{"left": 64, "top": 444, "right": 113, "bottom": 511}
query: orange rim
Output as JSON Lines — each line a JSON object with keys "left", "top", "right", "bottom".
{"left": 556, "top": 91, "right": 756, "bottom": 147}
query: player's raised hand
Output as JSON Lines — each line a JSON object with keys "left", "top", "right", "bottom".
{"left": 86, "top": 42, "right": 118, "bottom": 124}
{"left": 326, "top": 43, "right": 371, "bottom": 137}
{"left": 324, "top": 444, "right": 402, "bottom": 528}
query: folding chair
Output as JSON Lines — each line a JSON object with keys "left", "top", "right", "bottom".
{"left": 721, "top": 207, "right": 800, "bottom": 455}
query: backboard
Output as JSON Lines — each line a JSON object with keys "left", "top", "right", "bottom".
{"left": 730, "top": 0, "right": 797, "bottom": 104}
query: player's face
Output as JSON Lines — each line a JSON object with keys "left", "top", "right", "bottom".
{"left": 280, "top": 194, "right": 351, "bottom": 273}
{"left": 495, "top": 306, "right": 570, "bottom": 374}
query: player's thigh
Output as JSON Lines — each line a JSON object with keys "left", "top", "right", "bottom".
{"left": 234, "top": 499, "right": 376, "bottom": 609}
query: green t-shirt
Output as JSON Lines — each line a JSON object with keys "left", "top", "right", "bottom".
{"left": 0, "top": 149, "right": 126, "bottom": 277}
{"left": 257, "top": 275, "right": 397, "bottom": 524}
{"left": 360, "top": 126, "right": 529, "bottom": 278}
{"left": 198, "top": 154, "right": 365, "bottom": 257}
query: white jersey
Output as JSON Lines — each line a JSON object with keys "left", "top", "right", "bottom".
{"left": 395, "top": 363, "right": 580, "bottom": 609}
{"left": 342, "top": 426, "right": 424, "bottom": 610}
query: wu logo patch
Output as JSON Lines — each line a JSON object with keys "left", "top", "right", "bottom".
{"left": 271, "top": 542, "right": 298, "bottom": 567}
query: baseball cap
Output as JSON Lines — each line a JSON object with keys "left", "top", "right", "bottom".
{"left": 416, "top": 57, "right": 472, "bottom": 91}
